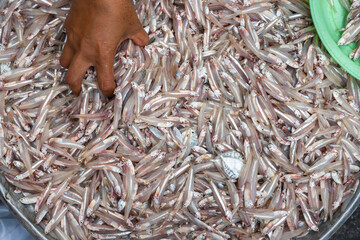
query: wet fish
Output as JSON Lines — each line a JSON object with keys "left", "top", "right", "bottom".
{"left": 0, "top": 0, "right": 359, "bottom": 239}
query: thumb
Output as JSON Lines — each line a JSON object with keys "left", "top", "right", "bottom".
{"left": 130, "top": 28, "right": 149, "bottom": 47}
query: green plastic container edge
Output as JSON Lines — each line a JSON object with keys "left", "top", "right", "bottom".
{"left": 310, "top": 0, "right": 360, "bottom": 80}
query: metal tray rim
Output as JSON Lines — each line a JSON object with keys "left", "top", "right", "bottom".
{"left": 1, "top": 173, "right": 360, "bottom": 240}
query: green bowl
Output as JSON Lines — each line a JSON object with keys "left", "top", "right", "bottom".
{"left": 310, "top": 0, "right": 360, "bottom": 80}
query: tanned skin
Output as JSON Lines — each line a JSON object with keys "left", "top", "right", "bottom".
{"left": 60, "top": 0, "right": 148, "bottom": 97}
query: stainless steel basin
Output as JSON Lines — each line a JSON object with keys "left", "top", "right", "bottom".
{"left": 1, "top": 172, "right": 360, "bottom": 240}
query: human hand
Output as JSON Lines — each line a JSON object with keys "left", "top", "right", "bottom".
{"left": 60, "top": 0, "right": 148, "bottom": 96}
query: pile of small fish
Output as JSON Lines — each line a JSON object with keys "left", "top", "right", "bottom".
{"left": 338, "top": 0, "right": 360, "bottom": 60}
{"left": 1, "top": 0, "right": 360, "bottom": 239}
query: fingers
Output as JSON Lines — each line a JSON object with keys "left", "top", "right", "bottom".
{"left": 60, "top": 42, "right": 75, "bottom": 68}
{"left": 130, "top": 28, "right": 149, "bottom": 47}
{"left": 96, "top": 55, "right": 116, "bottom": 97}
{"left": 65, "top": 54, "right": 91, "bottom": 95}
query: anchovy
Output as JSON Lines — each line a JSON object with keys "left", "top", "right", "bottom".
{"left": 0, "top": 1, "right": 359, "bottom": 239}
